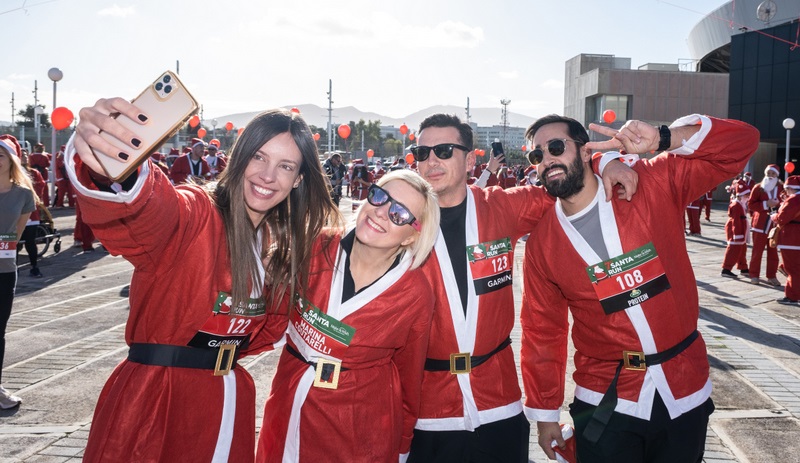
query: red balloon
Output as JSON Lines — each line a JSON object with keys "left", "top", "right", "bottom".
{"left": 313, "top": 133, "right": 321, "bottom": 141}
{"left": 51, "top": 107, "right": 74, "bottom": 131}
{"left": 367, "top": 149, "right": 374, "bottom": 158}
{"left": 291, "top": 107, "right": 300, "bottom": 114}
{"left": 399, "top": 124, "right": 408, "bottom": 135}
{"left": 521, "top": 145, "right": 527, "bottom": 152}
{"left": 786, "top": 162, "right": 795, "bottom": 174}
{"left": 408, "top": 133, "right": 415, "bottom": 141}
{"left": 337, "top": 124, "right": 351, "bottom": 139}
{"left": 602, "top": 110, "right": 616, "bottom": 124}
{"left": 225, "top": 121, "right": 234, "bottom": 131}
{"left": 197, "top": 128, "right": 207, "bottom": 138}
{"left": 189, "top": 115, "right": 200, "bottom": 128}
{"left": 405, "top": 153, "right": 414, "bottom": 164}
{"left": 237, "top": 127, "right": 244, "bottom": 136}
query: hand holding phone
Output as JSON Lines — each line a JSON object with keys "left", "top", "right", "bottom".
{"left": 491, "top": 138, "right": 504, "bottom": 157}
{"left": 91, "top": 71, "right": 199, "bottom": 182}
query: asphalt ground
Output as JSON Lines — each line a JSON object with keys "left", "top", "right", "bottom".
{"left": 1, "top": 199, "right": 799, "bottom": 462}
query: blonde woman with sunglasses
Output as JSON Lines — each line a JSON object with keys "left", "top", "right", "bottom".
{"left": 257, "top": 170, "right": 440, "bottom": 463}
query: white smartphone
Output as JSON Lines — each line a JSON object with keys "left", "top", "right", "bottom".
{"left": 92, "top": 71, "right": 199, "bottom": 182}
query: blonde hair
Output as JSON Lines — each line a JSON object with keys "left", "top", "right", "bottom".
{"left": 375, "top": 170, "right": 440, "bottom": 270}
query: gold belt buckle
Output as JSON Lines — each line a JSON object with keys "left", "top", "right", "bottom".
{"left": 450, "top": 352, "right": 472, "bottom": 374}
{"left": 623, "top": 350, "right": 646, "bottom": 371}
{"left": 213, "top": 344, "right": 237, "bottom": 376}
{"left": 313, "top": 359, "right": 342, "bottom": 389}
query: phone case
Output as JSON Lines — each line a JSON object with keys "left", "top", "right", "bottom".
{"left": 92, "top": 71, "right": 199, "bottom": 182}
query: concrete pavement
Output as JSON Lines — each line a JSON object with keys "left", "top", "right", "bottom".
{"left": 1, "top": 200, "right": 800, "bottom": 462}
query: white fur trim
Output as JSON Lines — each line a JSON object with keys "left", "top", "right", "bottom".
{"left": 210, "top": 373, "right": 237, "bottom": 463}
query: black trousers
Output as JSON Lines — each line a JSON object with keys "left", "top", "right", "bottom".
{"left": 570, "top": 392, "right": 714, "bottom": 463}
{"left": 20, "top": 225, "right": 39, "bottom": 268}
{"left": 408, "top": 412, "right": 529, "bottom": 463}
{"left": 0, "top": 271, "right": 17, "bottom": 384}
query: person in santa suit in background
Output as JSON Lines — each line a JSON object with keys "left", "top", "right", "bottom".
{"left": 701, "top": 187, "right": 716, "bottom": 221}
{"left": 372, "top": 160, "right": 385, "bottom": 182}
{"left": 349, "top": 159, "right": 373, "bottom": 212}
{"left": 205, "top": 141, "right": 227, "bottom": 179}
{"left": 53, "top": 146, "right": 74, "bottom": 208}
{"left": 772, "top": 175, "right": 800, "bottom": 304}
{"left": 165, "top": 147, "right": 180, "bottom": 169}
{"left": 406, "top": 113, "right": 637, "bottom": 463}
{"left": 721, "top": 182, "right": 752, "bottom": 278}
{"left": 28, "top": 143, "right": 51, "bottom": 206}
{"left": 520, "top": 114, "right": 758, "bottom": 463}
{"left": 748, "top": 164, "right": 784, "bottom": 286}
{"left": 257, "top": 170, "right": 439, "bottom": 463}
{"left": 18, "top": 146, "right": 47, "bottom": 278}
{"left": 519, "top": 165, "right": 540, "bottom": 186}
{"left": 474, "top": 152, "right": 504, "bottom": 188}
{"left": 169, "top": 137, "right": 211, "bottom": 185}
{"left": 150, "top": 152, "right": 170, "bottom": 177}
{"left": 67, "top": 100, "right": 338, "bottom": 463}
{"left": 686, "top": 195, "right": 703, "bottom": 236}
{"left": 498, "top": 165, "right": 518, "bottom": 189}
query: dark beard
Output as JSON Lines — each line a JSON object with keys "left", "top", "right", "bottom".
{"left": 541, "top": 154, "right": 585, "bottom": 199}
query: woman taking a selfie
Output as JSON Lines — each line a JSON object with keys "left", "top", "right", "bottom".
{"left": 257, "top": 170, "right": 440, "bottom": 463}
{"left": 67, "top": 98, "right": 339, "bottom": 462}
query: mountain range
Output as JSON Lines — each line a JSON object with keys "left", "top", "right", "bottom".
{"left": 208, "top": 104, "right": 538, "bottom": 132}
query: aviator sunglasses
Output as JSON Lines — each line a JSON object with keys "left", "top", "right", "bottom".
{"left": 527, "top": 139, "right": 583, "bottom": 165}
{"left": 409, "top": 143, "right": 470, "bottom": 162}
{"left": 367, "top": 184, "right": 422, "bottom": 232}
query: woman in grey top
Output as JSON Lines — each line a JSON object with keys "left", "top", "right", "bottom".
{"left": 0, "top": 134, "right": 36, "bottom": 409}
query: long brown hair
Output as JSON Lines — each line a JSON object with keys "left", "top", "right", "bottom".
{"left": 212, "top": 109, "right": 341, "bottom": 311}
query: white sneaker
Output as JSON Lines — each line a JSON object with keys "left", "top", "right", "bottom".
{"left": 0, "top": 385, "right": 22, "bottom": 409}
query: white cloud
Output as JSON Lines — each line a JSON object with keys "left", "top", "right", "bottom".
{"left": 541, "top": 79, "right": 564, "bottom": 89}
{"left": 7, "top": 73, "right": 36, "bottom": 81}
{"left": 97, "top": 5, "right": 135, "bottom": 17}
{"left": 498, "top": 71, "right": 519, "bottom": 80}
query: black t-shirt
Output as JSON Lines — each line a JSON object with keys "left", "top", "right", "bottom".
{"left": 440, "top": 199, "right": 469, "bottom": 314}
{"left": 340, "top": 230, "right": 402, "bottom": 303}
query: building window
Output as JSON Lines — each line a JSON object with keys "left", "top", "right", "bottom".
{"left": 596, "top": 95, "right": 629, "bottom": 122}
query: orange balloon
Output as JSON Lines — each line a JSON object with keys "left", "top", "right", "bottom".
{"left": 51, "top": 107, "right": 74, "bottom": 131}
{"left": 399, "top": 124, "right": 408, "bottom": 135}
{"left": 786, "top": 162, "right": 795, "bottom": 174}
{"left": 291, "top": 107, "right": 300, "bottom": 114}
{"left": 405, "top": 153, "right": 414, "bottom": 164}
{"left": 408, "top": 133, "right": 415, "bottom": 141}
{"left": 237, "top": 127, "right": 244, "bottom": 136}
{"left": 602, "top": 110, "right": 616, "bottom": 124}
{"left": 197, "top": 128, "right": 207, "bottom": 138}
{"left": 337, "top": 124, "right": 351, "bottom": 139}
{"left": 313, "top": 133, "right": 321, "bottom": 141}
{"left": 521, "top": 145, "right": 527, "bottom": 152}
{"left": 367, "top": 149, "right": 374, "bottom": 158}
{"left": 189, "top": 115, "right": 200, "bottom": 128}
{"left": 225, "top": 121, "right": 234, "bottom": 131}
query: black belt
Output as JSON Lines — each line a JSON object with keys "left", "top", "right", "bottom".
{"left": 285, "top": 343, "right": 350, "bottom": 372}
{"left": 424, "top": 338, "right": 512, "bottom": 374}
{"left": 128, "top": 343, "right": 239, "bottom": 376}
{"left": 583, "top": 330, "right": 700, "bottom": 444}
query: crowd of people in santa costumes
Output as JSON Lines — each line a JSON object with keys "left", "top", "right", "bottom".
{"left": 773, "top": 175, "right": 800, "bottom": 304}
{"left": 169, "top": 137, "right": 211, "bottom": 185}
{"left": 349, "top": 158, "right": 373, "bottom": 212}
{"left": 28, "top": 142, "right": 51, "bottom": 206}
{"left": 747, "top": 164, "right": 784, "bottom": 286}
{"left": 686, "top": 194, "right": 703, "bottom": 236}
{"left": 722, "top": 182, "right": 752, "bottom": 278}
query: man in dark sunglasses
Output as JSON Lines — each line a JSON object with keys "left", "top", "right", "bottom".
{"left": 519, "top": 114, "right": 760, "bottom": 463}
{"left": 407, "top": 113, "right": 639, "bottom": 463}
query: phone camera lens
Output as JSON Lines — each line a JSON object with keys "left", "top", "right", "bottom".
{"left": 163, "top": 75, "right": 172, "bottom": 83}
{"left": 164, "top": 85, "right": 172, "bottom": 94}
{"left": 155, "top": 82, "right": 163, "bottom": 91}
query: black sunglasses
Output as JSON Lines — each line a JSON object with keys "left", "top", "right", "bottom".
{"left": 409, "top": 143, "right": 470, "bottom": 162}
{"left": 367, "top": 184, "right": 421, "bottom": 231}
{"left": 528, "top": 139, "right": 583, "bottom": 165}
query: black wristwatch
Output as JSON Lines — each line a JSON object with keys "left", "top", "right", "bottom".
{"left": 657, "top": 125, "right": 671, "bottom": 152}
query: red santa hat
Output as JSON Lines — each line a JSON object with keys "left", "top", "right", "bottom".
{"left": 786, "top": 176, "right": 800, "bottom": 190}
{"left": 735, "top": 182, "right": 751, "bottom": 196}
{"left": 209, "top": 138, "right": 221, "bottom": 148}
{"left": 353, "top": 158, "right": 364, "bottom": 165}
{"left": 744, "top": 171, "right": 752, "bottom": 177}
{"left": 765, "top": 164, "right": 780, "bottom": 176}
{"left": 169, "top": 148, "right": 180, "bottom": 155}
{"left": 524, "top": 165, "right": 535, "bottom": 175}
{"left": 151, "top": 152, "right": 163, "bottom": 161}
{"left": 191, "top": 138, "right": 206, "bottom": 149}
{"left": 0, "top": 134, "right": 22, "bottom": 158}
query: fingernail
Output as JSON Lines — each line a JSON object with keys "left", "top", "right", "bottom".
{"left": 138, "top": 114, "right": 148, "bottom": 122}
{"left": 131, "top": 138, "right": 141, "bottom": 148}
{"left": 119, "top": 152, "right": 129, "bottom": 161}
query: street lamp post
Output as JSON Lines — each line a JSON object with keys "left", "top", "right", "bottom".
{"left": 212, "top": 119, "right": 218, "bottom": 139}
{"left": 784, "top": 118, "right": 795, "bottom": 181}
{"left": 48, "top": 67, "right": 63, "bottom": 199}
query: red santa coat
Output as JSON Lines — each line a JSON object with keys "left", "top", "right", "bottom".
{"left": 65, "top": 155, "right": 286, "bottom": 463}
{"left": 725, "top": 199, "right": 749, "bottom": 245}
{"left": 257, "top": 232, "right": 434, "bottom": 462}
{"left": 775, "top": 193, "right": 800, "bottom": 250}
{"left": 415, "top": 184, "right": 553, "bottom": 432}
{"left": 170, "top": 154, "right": 211, "bottom": 184}
{"left": 206, "top": 154, "right": 228, "bottom": 179}
{"left": 520, "top": 115, "right": 758, "bottom": 423}
{"left": 748, "top": 182, "right": 784, "bottom": 234}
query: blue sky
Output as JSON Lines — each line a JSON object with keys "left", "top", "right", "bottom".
{"left": 2, "top": 0, "right": 729, "bottom": 123}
